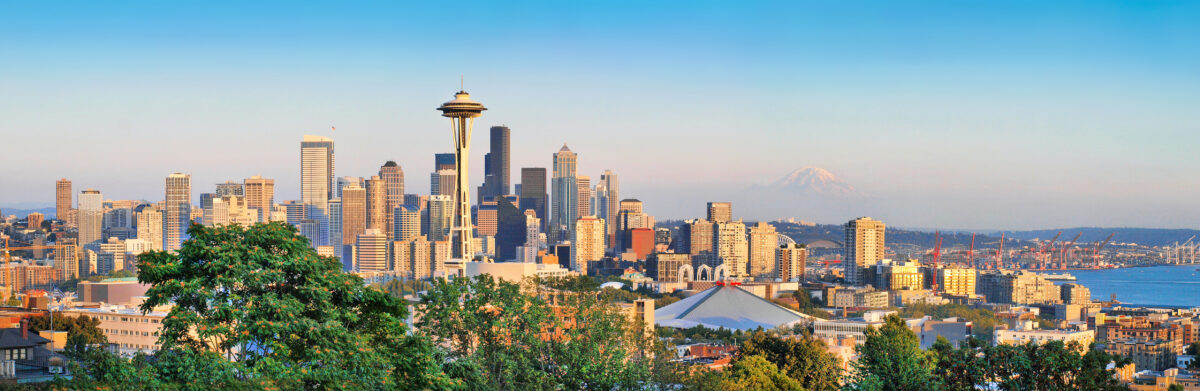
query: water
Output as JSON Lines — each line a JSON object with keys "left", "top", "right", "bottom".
{"left": 1054, "top": 265, "right": 1200, "bottom": 308}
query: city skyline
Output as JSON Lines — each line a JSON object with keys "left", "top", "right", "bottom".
{"left": 3, "top": 2, "right": 1199, "bottom": 229}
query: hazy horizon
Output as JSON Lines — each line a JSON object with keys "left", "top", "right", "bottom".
{"left": 2, "top": 1, "right": 1198, "bottom": 230}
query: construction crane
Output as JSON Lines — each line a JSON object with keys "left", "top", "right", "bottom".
{"left": 996, "top": 233, "right": 1005, "bottom": 269}
{"left": 930, "top": 231, "right": 943, "bottom": 267}
{"left": 1059, "top": 233, "right": 1081, "bottom": 268}
{"left": 966, "top": 233, "right": 976, "bottom": 268}
{"left": 1035, "top": 232, "right": 1062, "bottom": 269}
{"left": 1, "top": 237, "right": 73, "bottom": 294}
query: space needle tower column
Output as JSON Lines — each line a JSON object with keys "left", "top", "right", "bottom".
{"left": 437, "top": 88, "right": 487, "bottom": 261}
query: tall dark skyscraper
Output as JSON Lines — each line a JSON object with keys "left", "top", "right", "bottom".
{"left": 478, "top": 126, "right": 511, "bottom": 203}
{"left": 519, "top": 167, "right": 548, "bottom": 231}
{"left": 434, "top": 153, "right": 456, "bottom": 171}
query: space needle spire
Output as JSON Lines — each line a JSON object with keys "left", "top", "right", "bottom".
{"left": 437, "top": 85, "right": 487, "bottom": 260}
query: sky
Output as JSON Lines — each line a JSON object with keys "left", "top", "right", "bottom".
{"left": 1, "top": 1, "right": 1198, "bottom": 229}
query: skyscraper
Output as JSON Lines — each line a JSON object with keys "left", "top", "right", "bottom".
{"left": 777, "top": 243, "right": 807, "bottom": 282}
{"left": 355, "top": 229, "right": 389, "bottom": 272}
{"left": 365, "top": 175, "right": 388, "bottom": 232}
{"left": 163, "top": 173, "right": 191, "bottom": 251}
{"left": 432, "top": 169, "right": 457, "bottom": 197}
{"left": 426, "top": 195, "right": 453, "bottom": 242}
{"left": 434, "top": 153, "right": 456, "bottom": 171}
{"left": 78, "top": 189, "right": 104, "bottom": 247}
{"left": 748, "top": 222, "right": 778, "bottom": 280}
{"left": 493, "top": 197, "right": 526, "bottom": 261}
{"left": 707, "top": 202, "right": 732, "bottom": 223}
{"left": 844, "top": 217, "right": 886, "bottom": 286}
{"left": 551, "top": 145, "right": 578, "bottom": 243}
{"left": 216, "top": 181, "right": 244, "bottom": 197}
{"left": 478, "top": 125, "right": 511, "bottom": 203}
{"left": 437, "top": 90, "right": 487, "bottom": 260}
{"left": 597, "top": 171, "right": 619, "bottom": 246}
{"left": 243, "top": 176, "right": 275, "bottom": 222}
{"left": 379, "top": 161, "right": 405, "bottom": 212}
{"left": 136, "top": 206, "right": 163, "bottom": 251}
{"left": 678, "top": 218, "right": 714, "bottom": 257}
{"left": 301, "top": 135, "right": 335, "bottom": 214}
{"left": 335, "top": 176, "right": 362, "bottom": 199}
{"left": 519, "top": 167, "right": 548, "bottom": 228}
{"left": 327, "top": 198, "right": 342, "bottom": 259}
{"left": 56, "top": 178, "right": 72, "bottom": 226}
{"left": 576, "top": 176, "right": 591, "bottom": 219}
{"left": 714, "top": 220, "right": 748, "bottom": 279}
{"left": 572, "top": 215, "right": 605, "bottom": 275}
{"left": 392, "top": 205, "right": 420, "bottom": 242}
{"left": 340, "top": 183, "right": 366, "bottom": 246}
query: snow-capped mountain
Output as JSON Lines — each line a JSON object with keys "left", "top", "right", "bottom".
{"left": 766, "top": 167, "right": 860, "bottom": 196}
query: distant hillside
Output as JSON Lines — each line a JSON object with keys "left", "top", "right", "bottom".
{"left": 999, "top": 228, "right": 1200, "bottom": 247}
{"left": 658, "top": 220, "right": 1028, "bottom": 251}
{"left": 0, "top": 207, "right": 56, "bottom": 219}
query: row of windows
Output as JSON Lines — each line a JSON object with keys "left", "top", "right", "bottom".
{"left": 102, "top": 328, "right": 158, "bottom": 337}
{"left": 120, "top": 343, "right": 161, "bottom": 350}
{"left": 96, "top": 315, "right": 161, "bottom": 324}
{"left": 3, "top": 348, "right": 30, "bottom": 361}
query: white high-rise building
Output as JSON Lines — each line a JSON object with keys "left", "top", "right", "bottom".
{"left": 355, "top": 229, "right": 389, "bottom": 272}
{"left": 392, "top": 205, "right": 421, "bottom": 242}
{"left": 748, "top": 222, "right": 778, "bottom": 280}
{"left": 163, "top": 173, "right": 191, "bottom": 251}
{"left": 572, "top": 215, "right": 605, "bottom": 275}
{"left": 244, "top": 176, "right": 275, "bottom": 222}
{"left": 427, "top": 195, "right": 453, "bottom": 242}
{"left": 715, "top": 220, "right": 748, "bottom": 279}
{"left": 78, "top": 189, "right": 104, "bottom": 247}
{"left": 844, "top": 217, "right": 886, "bottom": 286}
{"left": 136, "top": 206, "right": 163, "bottom": 251}
{"left": 301, "top": 135, "right": 335, "bottom": 215}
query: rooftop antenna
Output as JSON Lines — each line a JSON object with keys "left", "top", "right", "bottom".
{"left": 460, "top": 75, "right": 464, "bottom": 91}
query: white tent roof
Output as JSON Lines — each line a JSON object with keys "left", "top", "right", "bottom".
{"left": 655, "top": 284, "right": 813, "bottom": 331}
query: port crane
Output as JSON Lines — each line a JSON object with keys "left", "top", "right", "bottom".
{"left": 1058, "top": 233, "right": 1081, "bottom": 268}
{"left": 1090, "top": 233, "right": 1115, "bottom": 265}
{"left": 1034, "top": 232, "right": 1062, "bottom": 269}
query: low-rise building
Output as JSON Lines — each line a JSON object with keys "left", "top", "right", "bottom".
{"left": 1103, "top": 338, "right": 1180, "bottom": 372}
{"left": 993, "top": 328, "right": 1095, "bottom": 351}
{"left": 60, "top": 304, "right": 169, "bottom": 356}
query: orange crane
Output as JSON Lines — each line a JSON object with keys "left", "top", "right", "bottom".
{"left": 966, "top": 233, "right": 976, "bottom": 268}
{"left": 1059, "top": 233, "right": 1081, "bottom": 268}
{"left": 930, "top": 231, "right": 943, "bottom": 267}
{"left": 1, "top": 237, "right": 72, "bottom": 292}
{"left": 1089, "top": 233, "right": 1114, "bottom": 266}
{"left": 1035, "top": 232, "right": 1062, "bottom": 269}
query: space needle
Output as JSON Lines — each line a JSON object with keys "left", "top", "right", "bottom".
{"left": 437, "top": 85, "right": 486, "bottom": 260}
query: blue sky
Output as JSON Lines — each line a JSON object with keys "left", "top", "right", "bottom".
{"left": 1, "top": 1, "right": 1198, "bottom": 229}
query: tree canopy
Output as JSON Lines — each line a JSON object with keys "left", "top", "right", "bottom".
{"left": 69, "top": 222, "right": 460, "bottom": 390}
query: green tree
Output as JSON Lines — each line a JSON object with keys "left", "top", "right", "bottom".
{"left": 130, "top": 222, "right": 457, "bottom": 390}
{"left": 719, "top": 355, "right": 805, "bottom": 391}
{"left": 739, "top": 330, "right": 841, "bottom": 390}
{"left": 27, "top": 312, "right": 107, "bottom": 353}
{"left": 1187, "top": 341, "right": 1200, "bottom": 369}
{"left": 845, "top": 315, "right": 937, "bottom": 391}
{"left": 929, "top": 336, "right": 987, "bottom": 391}
{"left": 418, "top": 275, "right": 682, "bottom": 390}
